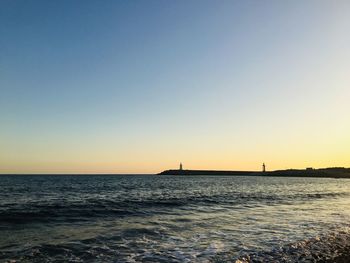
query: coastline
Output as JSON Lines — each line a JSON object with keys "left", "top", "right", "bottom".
{"left": 158, "top": 167, "right": 350, "bottom": 178}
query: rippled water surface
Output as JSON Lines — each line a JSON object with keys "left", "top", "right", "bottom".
{"left": 1, "top": 175, "right": 350, "bottom": 262}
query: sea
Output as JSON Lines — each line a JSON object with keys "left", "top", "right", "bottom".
{"left": 1, "top": 175, "right": 350, "bottom": 262}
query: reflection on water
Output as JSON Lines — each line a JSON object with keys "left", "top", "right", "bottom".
{"left": 1, "top": 175, "right": 350, "bottom": 262}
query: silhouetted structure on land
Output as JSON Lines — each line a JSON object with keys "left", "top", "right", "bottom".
{"left": 158, "top": 167, "right": 350, "bottom": 178}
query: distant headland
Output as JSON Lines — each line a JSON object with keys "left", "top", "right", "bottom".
{"left": 159, "top": 165, "right": 350, "bottom": 178}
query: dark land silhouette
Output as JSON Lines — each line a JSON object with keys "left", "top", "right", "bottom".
{"left": 159, "top": 167, "right": 350, "bottom": 178}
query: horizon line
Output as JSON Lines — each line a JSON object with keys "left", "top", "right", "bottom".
{"left": 1, "top": 166, "right": 349, "bottom": 175}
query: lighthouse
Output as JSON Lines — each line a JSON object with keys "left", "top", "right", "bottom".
{"left": 179, "top": 163, "right": 183, "bottom": 170}
{"left": 262, "top": 163, "right": 266, "bottom": 173}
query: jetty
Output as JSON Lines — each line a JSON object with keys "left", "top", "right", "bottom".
{"left": 158, "top": 167, "right": 350, "bottom": 178}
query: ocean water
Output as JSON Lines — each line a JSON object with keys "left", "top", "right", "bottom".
{"left": 1, "top": 175, "right": 350, "bottom": 262}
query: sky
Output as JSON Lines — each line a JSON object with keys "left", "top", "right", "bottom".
{"left": 1, "top": 0, "right": 350, "bottom": 174}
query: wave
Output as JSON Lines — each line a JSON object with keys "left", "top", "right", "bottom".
{"left": 2, "top": 229, "right": 350, "bottom": 262}
{"left": 227, "top": 229, "right": 350, "bottom": 263}
{"left": 0, "top": 191, "right": 348, "bottom": 225}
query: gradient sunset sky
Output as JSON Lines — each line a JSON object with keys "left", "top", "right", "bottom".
{"left": 1, "top": 0, "right": 349, "bottom": 174}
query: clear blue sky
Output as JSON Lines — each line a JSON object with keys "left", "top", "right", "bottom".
{"left": 1, "top": 0, "right": 349, "bottom": 173}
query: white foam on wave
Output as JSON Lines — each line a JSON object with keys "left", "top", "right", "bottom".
{"left": 234, "top": 227, "right": 350, "bottom": 262}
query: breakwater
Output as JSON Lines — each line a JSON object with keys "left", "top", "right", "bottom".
{"left": 159, "top": 167, "right": 350, "bottom": 178}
